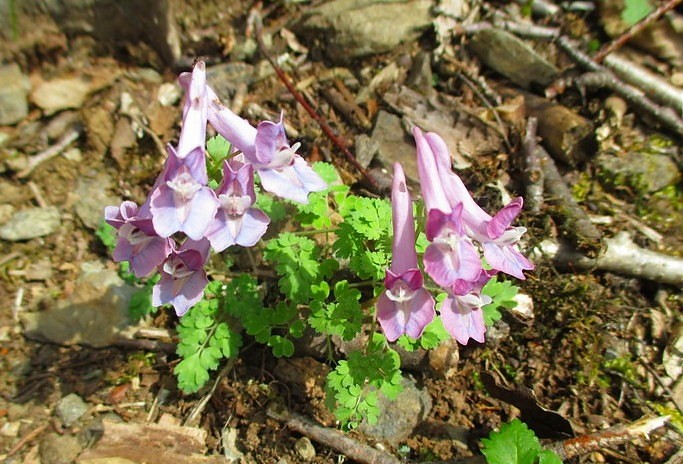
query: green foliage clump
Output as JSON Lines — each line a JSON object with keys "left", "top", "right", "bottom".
{"left": 481, "top": 277, "right": 519, "bottom": 326}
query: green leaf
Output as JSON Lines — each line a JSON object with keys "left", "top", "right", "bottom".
{"left": 206, "top": 135, "right": 231, "bottom": 162}
{"left": 481, "top": 419, "right": 541, "bottom": 464}
{"left": 95, "top": 221, "right": 117, "bottom": 252}
{"left": 538, "top": 450, "right": 564, "bottom": 464}
{"left": 482, "top": 277, "right": 519, "bottom": 327}
{"left": 621, "top": 0, "right": 653, "bottom": 26}
{"left": 264, "top": 233, "right": 332, "bottom": 304}
{"left": 255, "top": 190, "right": 288, "bottom": 223}
{"left": 308, "top": 280, "right": 363, "bottom": 341}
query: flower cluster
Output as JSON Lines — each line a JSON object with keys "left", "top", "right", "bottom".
{"left": 377, "top": 128, "right": 534, "bottom": 345}
{"left": 104, "top": 61, "right": 326, "bottom": 316}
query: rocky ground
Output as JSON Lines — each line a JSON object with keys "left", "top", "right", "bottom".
{"left": 0, "top": 0, "right": 682, "bottom": 463}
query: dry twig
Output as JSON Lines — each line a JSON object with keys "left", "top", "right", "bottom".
{"left": 536, "top": 232, "right": 683, "bottom": 287}
{"left": 522, "top": 117, "right": 544, "bottom": 214}
{"left": 592, "top": 0, "right": 683, "bottom": 63}
{"left": 546, "top": 415, "right": 670, "bottom": 460}
{"left": 535, "top": 142, "right": 603, "bottom": 255}
{"left": 16, "top": 127, "right": 80, "bottom": 179}
{"left": 253, "top": 15, "right": 378, "bottom": 190}
{"left": 266, "top": 403, "right": 400, "bottom": 464}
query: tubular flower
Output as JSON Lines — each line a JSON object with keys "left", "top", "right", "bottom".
{"left": 204, "top": 155, "right": 270, "bottom": 251}
{"left": 376, "top": 163, "right": 435, "bottom": 342}
{"left": 104, "top": 201, "right": 172, "bottom": 278}
{"left": 152, "top": 238, "right": 211, "bottom": 316}
{"left": 423, "top": 131, "right": 534, "bottom": 280}
{"left": 190, "top": 80, "right": 327, "bottom": 203}
{"left": 414, "top": 127, "right": 482, "bottom": 289}
{"left": 149, "top": 145, "right": 219, "bottom": 240}
{"left": 176, "top": 61, "right": 208, "bottom": 159}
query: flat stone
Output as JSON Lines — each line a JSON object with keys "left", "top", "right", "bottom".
{"left": 73, "top": 173, "right": 119, "bottom": 229}
{"left": 21, "top": 261, "right": 135, "bottom": 347}
{"left": 55, "top": 393, "right": 89, "bottom": 427}
{"left": 31, "top": 77, "right": 91, "bottom": 115}
{"left": 0, "top": 206, "right": 61, "bottom": 241}
{"left": 0, "top": 64, "right": 30, "bottom": 125}
{"left": 597, "top": 151, "right": 681, "bottom": 194}
{"left": 370, "top": 110, "right": 418, "bottom": 181}
{"left": 295, "top": 0, "right": 432, "bottom": 62}
{"left": 359, "top": 376, "right": 432, "bottom": 445}
{"left": 469, "top": 29, "right": 559, "bottom": 89}
{"left": 39, "top": 433, "right": 83, "bottom": 464}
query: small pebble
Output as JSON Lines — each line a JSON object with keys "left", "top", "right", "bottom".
{"left": 157, "top": 82, "right": 181, "bottom": 106}
{"left": 671, "top": 72, "right": 683, "bottom": 87}
{"left": 294, "top": 436, "right": 316, "bottom": 461}
{"left": 55, "top": 393, "right": 89, "bottom": 427}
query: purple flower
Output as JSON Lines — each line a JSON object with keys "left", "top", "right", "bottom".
{"left": 414, "top": 127, "right": 482, "bottom": 289}
{"left": 149, "top": 145, "right": 219, "bottom": 240}
{"left": 440, "top": 292, "right": 491, "bottom": 345}
{"left": 104, "top": 201, "right": 172, "bottom": 278}
{"left": 176, "top": 61, "right": 208, "bottom": 159}
{"left": 204, "top": 156, "right": 270, "bottom": 251}
{"left": 423, "top": 131, "right": 534, "bottom": 280}
{"left": 377, "top": 163, "right": 435, "bottom": 342}
{"left": 152, "top": 238, "right": 211, "bottom": 316}
{"left": 194, "top": 80, "right": 326, "bottom": 203}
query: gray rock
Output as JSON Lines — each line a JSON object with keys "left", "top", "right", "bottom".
{"left": 21, "top": 261, "right": 135, "bottom": 347}
{"left": 0, "top": 206, "right": 61, "bottom": 241}
{"left": 469, "top": 29, "right": 559, "bottom": 89}
{"left": 0, "top": 204, "right": 15, "bottom": 224}
{"left": 39, "top": 433, "right": 83, "bottom": 464}
{"left": 597, "top": 151, "right": 681, "bottom": 194}
{"left": 370, "top": 110, "right": 418, "bottom": 181}
{"left": 0, "top": 64, "right": 30, "bottom": 125}
{"left": 31, "top": 77, "right": 91, "bottom": 116}
{"left": 295, "top": 0, "right": 432, "bottom": 62}
{"left": 294, "top": 437, "right": 316, "bottom": 461}
{"left": 359, "top": 376, "right": 432, "bottom": 445}
{"left": 73, "top": 173, "right": 119, "bottom": 229}
{"left": 55, "top": 393, "right": 89, "bottom": 427}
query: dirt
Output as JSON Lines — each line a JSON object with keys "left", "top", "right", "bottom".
{"left": 0, "top": 1, "right": 682, "bottom": 463}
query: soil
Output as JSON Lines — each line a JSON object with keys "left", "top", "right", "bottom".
{"left": 0, "top": 1, "right": 682, "bottom": 463}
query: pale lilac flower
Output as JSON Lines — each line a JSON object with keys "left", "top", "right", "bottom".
{"left": 150, "top": 145, "right": 219, "bottom": 240}
{"left": 152, "top": 238, "right": 211, "bottom": 316}
{"left": 104, "top": 201, "right": 173, "bottom": 278}
{"left": 176, "top": 61, "right": 208, "bottom": 159}
{"left": 414, "top": 127, "right": 482, "bottom": 289}
{"left": 377, "top": 163, "right": 435, "bottom": 342}
{"left": 187, "top": 79, "right": 326, "bottom": 203}
{"left": 204, "top": 155, "right": 270, "bottom": 252}
{"left": 440, "top": 292, "right": 492, "bottom": 345}
{"left": 423, "top": 131, "right": 534, "bottom": 280}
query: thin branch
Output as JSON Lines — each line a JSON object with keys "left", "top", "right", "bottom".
{"left": 252, "top": 15, "right": 378, "bottom": 190}
{"left": 522, "top": 117, "right": 544, "bottom": 215}
{"left": 267, "top": 403, "right": 401, "bottom": 464}
{"left": 16, "top": 127, "right": 80, "bottom": 179}
{"left": 546, "top": 415, "right": 670, "bottom": 460}
{"left": 593, "top": 0, "right": 683, "bottom": 63}
{"left": 536, "top": 232, "right": 683, "bottom": 287}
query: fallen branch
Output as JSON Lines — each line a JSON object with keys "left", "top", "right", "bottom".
{"left": 16, "top": 127, "right": 80, "bottom": 179}
{"left": 522, "top": 117, "right": 544, "bottom": 215}
{"left": 592, "top": 0, "right": 683, "bottom": 63}
{"left": 553, "top": 37, "right": 683, "bottom": 140}
{"left": 603, "top": 53, "right": 683, "bottom": 112}
{"left": 266, "top": 403, "right": 401, "bottom": 464}
{"left": 536, "top": 142, "right": 603, "bottom": 256}
{"left": 536, "top": 233, "right": 683, "bottom": 287}
{"left": 546, "top": 415, "right": 670, "bottom": 460}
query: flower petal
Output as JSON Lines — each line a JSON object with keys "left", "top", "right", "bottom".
{"left": 440, "top": 294, "right": 486, "bottom": 345}
{"left": 487, "top": 197, "right": 523, "bottom": 239}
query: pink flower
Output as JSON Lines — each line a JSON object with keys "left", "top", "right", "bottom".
{"left": 376, "top": 163, "right": 435, "bottom": 342}
{"left": 414, "top": 127, "right": 482, "bottom": 289}
{"left": 152, "top": 239, "right": 211, "bottom": 316}
{"left": 204, "top": 155, "right": 270, "bottom": 251}
{"left": 423, "top": 131, "right": 534, "bottom": 280}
